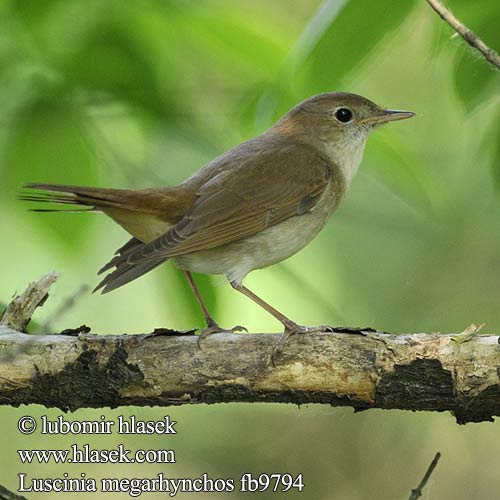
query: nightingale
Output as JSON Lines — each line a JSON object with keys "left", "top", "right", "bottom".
{"left": 21, "top": 92, "right": 414, "bottom": 356}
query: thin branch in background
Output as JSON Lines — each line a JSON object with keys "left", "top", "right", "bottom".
{"left": 253, "top": 0, "right": 348, "bottom": 130}
{"left": 286, "top": 0, "right": 348, "bottom": 70}
{"left": 409, "top": 452, "right": 441, "bottom": 500}
{"left": 41, "top": 284, "right": 89, "bottom": 333}
{"left": 426, "top": 0, "right": 500, "bottom": 71}
{"left": 276, "top": 263, "right": 347, "bottom": 323}
{"left": 0, "top": 483, "right": 28, "bottom": 500}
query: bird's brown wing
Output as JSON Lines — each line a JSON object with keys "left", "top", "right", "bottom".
{"left": 135, "top": 143, "right": 333, "bottom": 259}
{"left": 96, "top": 141, "right": 336, "bottom": 292}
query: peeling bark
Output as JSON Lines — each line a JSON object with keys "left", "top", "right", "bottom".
{"left": 0, "top": 326, "right": 499, "bottom": 424}
{"left": 0, "top": 272, "right": 59, "bottom": 332}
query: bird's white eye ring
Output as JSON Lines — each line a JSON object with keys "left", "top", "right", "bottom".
{"left": 335, "top": 108, "right": 353, "bottom": 123}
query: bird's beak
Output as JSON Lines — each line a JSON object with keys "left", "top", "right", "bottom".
{"left": 361, "top": 109, "right": 415, "bottom": 125}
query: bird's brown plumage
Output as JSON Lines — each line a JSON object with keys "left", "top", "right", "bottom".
{"left": 22, "top": 132, "right": 336, "bottom": 293}
{"left": 21, "top": 92, "right": 413, "bottom": 299}
{"left": 127, "top": 137, "right": 334, "bottom": 260}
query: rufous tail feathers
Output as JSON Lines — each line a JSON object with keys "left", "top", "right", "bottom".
{"left": 20, "top": 183, "right": 183, "bottom": 293}
{"left": 20, "top": 183, "right": 146, "bottom": 212}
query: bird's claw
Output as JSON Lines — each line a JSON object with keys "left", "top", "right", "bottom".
{"left": 270, "top": 322, "right": 333, "bottom": 365}
{"left": 197, "top": 322, "right": 248, "bottom": 349}
{"left": 230, "top": 324, "right": 248, "bottom": 333}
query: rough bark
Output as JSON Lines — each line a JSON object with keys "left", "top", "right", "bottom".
{"left": 0, "top": 272, "right": 59, "bottom": 332}
{"left": 1, "top": 324, "right": 499, "bottom": 424}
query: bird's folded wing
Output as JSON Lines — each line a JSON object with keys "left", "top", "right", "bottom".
{"left": 127, "top": 143, "right": 334, "bottom": 264}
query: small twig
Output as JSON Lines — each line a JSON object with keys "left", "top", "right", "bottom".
{"left": 0, "top": 484, "right": 28, "bottom": 500}
{"left": 0, "top": 272, "right": 60, "bottom": 332}
{"left": 426, "top": 0, "right": 500, "bottom": 71}
{"left": 41, "top": 284, "right": 88, "bottom": 332}
{"left": 409, "top": 452, "right": 441, "bottom": 500}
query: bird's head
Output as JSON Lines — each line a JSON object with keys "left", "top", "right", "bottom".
{"left": 272, "top": 92, "right": 414, "bottom": 183}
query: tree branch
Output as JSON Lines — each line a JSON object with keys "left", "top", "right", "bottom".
{"left": 1, "top": 325, "right": 499, "bottom": 424}
{"left": 0, "top": 272, "right": 60, "bottom": 332}
{"left": 426, "top": 0, "right": 500, "bottom": 71}
{"left": 409, "top": 452, "right": 441, "bottom": 500}
{"left": 0, "top": 484, "right": 27, "bottom": 500}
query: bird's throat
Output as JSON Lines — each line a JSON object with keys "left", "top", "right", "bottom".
{"left": 325, "top": 137, "right": 367, "bottom": 188}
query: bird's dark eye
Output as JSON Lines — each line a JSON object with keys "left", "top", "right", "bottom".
{"left": 335, "top": 108, "right": 353, "bottom": 123}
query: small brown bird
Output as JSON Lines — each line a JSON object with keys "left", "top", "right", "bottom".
{"left": 21, "top": 92, "right": 413, "bottom": 353}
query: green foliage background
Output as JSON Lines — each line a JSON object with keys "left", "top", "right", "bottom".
{"left": 1, "top": 0, "right": 500, "bottom": 497}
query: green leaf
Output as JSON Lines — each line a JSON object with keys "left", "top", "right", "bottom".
{"left": 295, "top": 0, "right": 417, "bottom": 94}
{"left": 185, "top": 8, "right": 287, "bottom": 78}
{"left": 9, "top": 0, "right": 61, "bottom": 35}
{"left": 9, "top": 1, "right": 179, "bottom": 118}
{"left": 60, "top": 25, "right": 174, "bottom": 118}
{"left": 244, "top": 0, "right": 417, "bottom": 130}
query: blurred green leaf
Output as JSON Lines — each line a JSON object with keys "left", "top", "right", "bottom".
{"left": 186, "top": 8, "right": 287, "bottom": 77}
{"left": 296, "top": 0, "right": 417, "bottom": 94}
{"left": 1, "top": 90, "right": 99, "bottom": 248}
{"left": 366, "top": 134, "right": 441, "bottom": 215}
{"left": 10, "top": 0, "right": 60, "bottom": 34}
{"left": 243, "top": 0, "right": 417, "bottom": 130}
{"left": 236, "top": 82, "right": 296, "bottom": 137}
{"left": 492, "top": 109, "right": 500, "bottom": 193}
{"left": 119, "top": 2, "right": 288, "bottom": 126}
{"left": 10, "top": 0, "right": 179, "bottom": 118}
{"left": 61, "top": 25, "right": 173, "bottom": 118}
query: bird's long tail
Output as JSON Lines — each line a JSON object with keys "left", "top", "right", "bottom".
{"left": 20, "top": 183, "right": 171, "bottom": 293}
{"left": 19, "top": 183, "right": 139, "bottom": 212}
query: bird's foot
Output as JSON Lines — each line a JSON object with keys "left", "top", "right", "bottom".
{"left": 197, "top": 321, "right": 248, "bottom": 348}
{"left": 271, "top": 321, "right": 333, "bottom": 365}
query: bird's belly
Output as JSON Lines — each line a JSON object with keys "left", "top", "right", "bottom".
{"left": 173, "top": 210, "right": 330, "bottom": 284}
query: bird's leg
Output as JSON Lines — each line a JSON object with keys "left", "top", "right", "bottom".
{"left": 184, "top": 270, "right": 217, "bottom": 328}
{"left": 230, "top": 281, "right": 332, "bottom": 362}
{"left": 183, "top": 271, "right": 247, "bottom": 346}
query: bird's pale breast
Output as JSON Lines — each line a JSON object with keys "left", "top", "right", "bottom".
{"left": 173, "top": 178, "right": 342, "bottom": 284}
